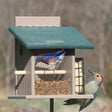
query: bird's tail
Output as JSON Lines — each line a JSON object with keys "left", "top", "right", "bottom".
{"left": 79, "top": 99, "right": 94, "bottom": 111}
{"left": 64, "top": 99, "right": 80, "bottom": 105}
{"left": 64, "top": 100, "right": 81, "bottom": 112}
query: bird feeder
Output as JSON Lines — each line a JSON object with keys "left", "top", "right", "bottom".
{"left": 8, "top": 16, "right": 95, "bottom": 99}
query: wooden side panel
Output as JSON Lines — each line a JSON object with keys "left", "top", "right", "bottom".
{"left": 31, "top": 56, "right": 35, "bottom": 95}
{"left": 15, "top": 39, "right": 31, "bottom": 70}
{"left": 25, "top": 56, "right": 35, "bottom": 95}
{"left": 15, "top": 39, "right": 33, "bottom": 95}
{"left": 15, "top": 16, "right": 60, "bottom": 26}
{"left": 15, "top": 39, "right": 27, "bottom": 95}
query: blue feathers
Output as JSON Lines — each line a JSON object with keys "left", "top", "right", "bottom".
{"left": 35, "top": 49, "right": 69, "bottom": 69}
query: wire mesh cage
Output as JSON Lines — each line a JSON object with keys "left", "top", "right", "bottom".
{"left": 75, "top": 58, "right": 84, "bottom": 94}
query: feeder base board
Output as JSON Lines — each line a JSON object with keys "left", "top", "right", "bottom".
{"left": 8, "top": 95, "right": 94, "bottom": 99}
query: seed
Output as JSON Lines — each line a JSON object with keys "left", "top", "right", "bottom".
{"left": 35, "top": 80, "right": 71, "bottom": 95}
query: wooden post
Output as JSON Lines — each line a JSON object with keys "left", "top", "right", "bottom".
{"left": 50, "top": 98, "right": 54, "bottom": 112}
{"left": 72, "top": 50, "right": 75, "bottom": 95}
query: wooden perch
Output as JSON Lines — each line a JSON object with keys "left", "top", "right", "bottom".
{"left": 15, "top": 70, "right": 66, "bottom": 75}
{"left": 35, "top": 70, "right": 66, "bottom": 74}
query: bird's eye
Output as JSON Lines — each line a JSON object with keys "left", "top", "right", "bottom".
{"left": 97, "top": 75, "right": 99, "bottom": 77}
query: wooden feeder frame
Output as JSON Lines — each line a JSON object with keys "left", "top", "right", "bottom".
{"left": 8, "top": 16, "right": 94, "bottom": 99}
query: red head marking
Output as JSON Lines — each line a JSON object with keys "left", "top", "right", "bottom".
{"left": 95, "top": 73, "right": 103, "bottom": 87}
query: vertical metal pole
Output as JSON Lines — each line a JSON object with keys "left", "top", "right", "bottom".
{"left": 50, "top": 98, "right": 54, "bottom": 112}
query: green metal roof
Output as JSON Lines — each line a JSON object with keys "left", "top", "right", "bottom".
{"left": 9, "top": 26, "right": 95, "bottom": 49}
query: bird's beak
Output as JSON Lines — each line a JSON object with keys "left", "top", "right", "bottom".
{"left": 88, "top": 69, "right": 95, "bottom": 76}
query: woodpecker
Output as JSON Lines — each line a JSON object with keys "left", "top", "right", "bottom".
{"left": 64, "top": 69, "right": 103, "bottom": 111}
{"left": 35, "top": 49, "right": 69, "bottom": 69}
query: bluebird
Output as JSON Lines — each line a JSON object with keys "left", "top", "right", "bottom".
{"left": 35, "top": 49, "right": 69, "bottom": 69}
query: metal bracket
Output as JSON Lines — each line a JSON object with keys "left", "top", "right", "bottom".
{"left": 15, "top": 75, "right": 25, "bottom": 90}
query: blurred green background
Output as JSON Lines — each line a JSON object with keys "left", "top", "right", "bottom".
{"left": 0, "top": 0, "right": 112, "bottom": 112}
